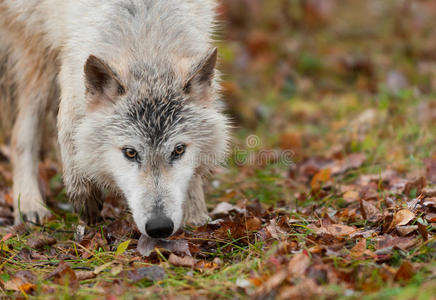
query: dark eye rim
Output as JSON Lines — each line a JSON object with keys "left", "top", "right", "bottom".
{"left": 171, "top": 143, "right": 187, "bottom": 160}
{"left": 122, "top": 147, "right": 138, "bottom": 161}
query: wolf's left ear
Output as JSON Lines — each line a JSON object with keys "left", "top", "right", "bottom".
{"left": 183, "top": 48, "right": 217, "bottom": 99}
{"left": 84, "top": 55, "right": 125, "bottom": 106}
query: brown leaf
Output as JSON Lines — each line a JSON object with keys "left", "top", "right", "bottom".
{"left": 392, "top": 209, "right": 415, "bottom": 227}
{"left": 403, "top": 176, "right": 426, "bottom": 197}
{"left": 330, "top": 153, "right": 366, "bottom": 175}
{"left": 394, "top": 261, "right": 414, "bottom": 282}
{"left": 425, "top": 213, "right": 436, "bottom": 222}
{"left": 168, "top": 253, "right": 197, "bottom": 268}
{"left": 279, "top": 132, "right": 302, "bottom": 151}
{"left": 288, "top": 252, "right": 310, "bottom": 278}
{"left": 4, "top": 278, "right": 36, "bottom": 295}
{"left": 360, "top": 200, "right": 382, "bottom": 222}
{"left": 254, "top": 270, "right": 288, "bottom": 298}
{"left": 350, "top": 239, "right": 366, "bottom": 258}
{"left": 310, "top": 168, "right": 331, "bottom": 190}
{"left": 266, "top": 219, "right": 288, "bottom": 240}
{"left": 313, "top": 224, "right": 357, "bottom": 237}
{"left": 46, "top": 261, "right": 78, "bottom": 289}
{"left": 279, "top": 278, "right": 323, "bottom": 299}
{"left": 75, "top": 271, "right": 96, "bottom": 281}
{"left": 246, "top": 217, "right": 262, "bottom": 231}
{"left": 396, "top": 225, "right": 418, "bottom": 236}
{"left": 4, "top": 270, "right": 37, "bottom": 294}
{"left": 343, "top": 190, "right": 359, "bottom": 203}
{"left": 26, "top": 232, "right": 56, "bottom": 249}
{"left": 417, "top": 222, "right": 428, "bottom": 241}
{"left": 376, "top": 235, "right": 417, "bottom": 252}
{"left": 424, "top": 157, "right": 436, "bottom": 184}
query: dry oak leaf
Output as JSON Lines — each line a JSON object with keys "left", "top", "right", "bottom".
{"left": 392, "top": 209, "right": 415, "bottom": 227}
{"left": 313, "top": 224, "right": 358, "bottom": 237}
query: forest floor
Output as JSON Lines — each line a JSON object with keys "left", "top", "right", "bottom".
{"left": 0, "top": 0, "right": 436, "bottom": 299}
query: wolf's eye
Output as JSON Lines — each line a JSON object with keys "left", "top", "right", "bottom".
{"left": 171, "top": 144, "right": 186, "bottom": 160}
{"left": 123, "top": 147, "right": 138, "bottom": 161}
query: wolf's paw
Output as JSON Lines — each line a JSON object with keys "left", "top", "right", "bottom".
{"left": 73, "top": 200, "right": 103, "bottom": 225}
{"left": 14, "top": 201, "right": 51, "bottom": 225}
{"left": 184, "top": 213, "right": 211, "bottom": 227}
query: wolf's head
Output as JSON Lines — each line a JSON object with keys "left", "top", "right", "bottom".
{"left": 75, "top": 48, "right": 228, "bottom": 238}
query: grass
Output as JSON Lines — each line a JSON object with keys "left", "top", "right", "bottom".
{"left": 1, "top": 0, "right": 436, "bottom": 299}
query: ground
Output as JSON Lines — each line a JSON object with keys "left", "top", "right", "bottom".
{"left": 0, "top": 1, "right": 436, "bottom": 299}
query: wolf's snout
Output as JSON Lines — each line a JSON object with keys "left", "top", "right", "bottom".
{"left": 145, "top": 215, "right": 174, "bottom": 238}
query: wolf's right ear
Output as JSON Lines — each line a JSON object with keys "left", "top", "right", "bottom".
{"left": 84, "top": 55, "right": 125, "bottom": 106}
{"left": 183, "top": 48, "right": 217, "bottom": 101}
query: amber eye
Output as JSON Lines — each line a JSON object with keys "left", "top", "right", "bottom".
{"left": 123, "top": 147, "right": 138, "bottom": 161}
{"left": 171, "top": 144, "right": 186, "bottom": 160}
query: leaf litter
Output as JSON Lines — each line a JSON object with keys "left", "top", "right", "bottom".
{"left": 0, "top": 0, "right": 436, "bottom": 299}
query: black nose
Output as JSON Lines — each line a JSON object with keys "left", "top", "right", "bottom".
{"left": 145, "top": 215, "right": 174, "bottom": 238}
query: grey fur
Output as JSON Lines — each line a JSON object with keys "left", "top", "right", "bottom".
{"left": 0, "top": 0, "right": 230, "bottom": 235}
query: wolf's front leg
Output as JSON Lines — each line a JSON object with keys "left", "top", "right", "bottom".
{"left": 11, "top": 49, "right": 57, "bottom": 224}
{"left": 67, "top": 177, "right": 103, "bottom": 225}
{"left": 57, "top": 97, "right": 104, "bottom": 225}
{"left": 12, "top": 95, "right": 50, "bottom": 224}
{"left": 183, "top": 174, "right": 210, "bottom": 226}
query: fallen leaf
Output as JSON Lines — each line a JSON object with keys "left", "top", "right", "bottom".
{"left": 311, "top": 168, "right": 331, "bottom": 190}
{"left": 46, "top": 261, "right": 78, "bottom": 289}
{"left": 403, "top": 177, "right": 426, "bottom": 197}
{"left": 313, "top": 224, "right": 357, "bottom": 237}
{"left": 210, "top": 202, "right": 246, "bottom": 217}
{"left": 94, "top": 261, "right": 115, "bottom": 275}
{"left": 115, "top": 239, "right": 131, "bottom": 255}
{"left": 376, "top": 235, "right": 417, "bottom": 252}
{"left": 246, "top": 217, "right": 262, "bottom": 231}
{"left": 279, "top": 278, "right": 323, "bottom": 299}
{"left": 254, "top": 270, "right": 288, "bottom": 298}
{"left": 424, "top": 158, "right": 436, "bottom": 184}
{"left": 75, "top": 271, "right": 96, "bottom": 281}
{"left": 396, "top": 225, "right": 418, "bottom": 236}
{"left": 417, "top": 222, "right": 428, "bottom": 241}
{"left": 266, "top": 219, "right": 288, "bottom": 240}
{"left": 288, "top": 252, "right": 310, "bottom": 278}
{"left": 168, "top": 253, "right": 197, "bottom": 268}
{"left": 343, "top": 190, "right": 359, "bottom": 203}
{"left": 350, "top": 239, "right": 366, "bottom": 257}
{"left": 392, "top": 209, "right": 415, "bottom": 227}
{"left": 360, "top": 200, "right": 382, "bottom": 222}
{"left": 394, "top": 261, "right": 414, "bottom": 282}
{"left": 26, "top": 232, "right": 56, "bottom": 249}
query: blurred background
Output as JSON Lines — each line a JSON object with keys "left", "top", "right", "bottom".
{"left": 217, "top": 0, "right": 435, "bottom": 155}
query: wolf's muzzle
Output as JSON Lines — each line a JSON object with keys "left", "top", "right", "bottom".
{"left": 145, "top": 215, "right": 174, "bottom": 238}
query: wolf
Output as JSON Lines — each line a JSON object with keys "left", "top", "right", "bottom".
{"left": 0, "top": 0, "right": 229, "bottom": 239}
